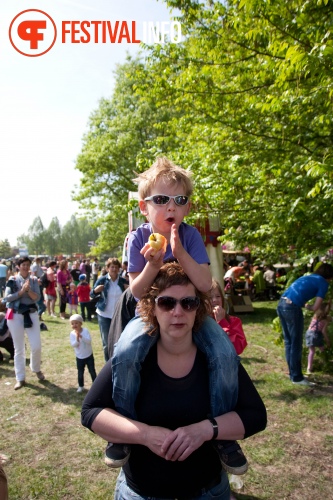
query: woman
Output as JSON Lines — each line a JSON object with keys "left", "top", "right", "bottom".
{"left": 3, "top": 257, "right": 45, "bottom": 390}
{"left": 45, "top": 260, "right": 57, "bottom": 317}
{"left": 277, "top": 262, "right": 333, "bottom": 386}
{"left": 90, "top": 258, "right": 128, "bottom": 362}
{"left": 57, "top": 260, "right": 72, "bottom": 319}
{"left": 210, "top": 278, "right": 247, "bottom": 355}
{"left": 82, "top": 263, "right": 266, "bottom": 499}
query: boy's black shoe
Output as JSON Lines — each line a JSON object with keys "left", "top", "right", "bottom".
{"left": 104, "top": 443, "right": 131, "bottom": 468}
{"left": 214, "top": 440, "right": 248, "bottom": 475}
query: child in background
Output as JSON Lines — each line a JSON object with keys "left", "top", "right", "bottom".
{"left": 69, "top": 314, "right": 96, "bottom": 392}
{"left": 108, "top": 157, "right": 247, "bottom": 476}
{"left": 67, "top": 283, "right": 79, "bottom": 315}
{"left": 210, "top": 278, "right": 248, "bottom": 355}
{"left": 305, "top": 301, "right": 331, "bottom": 374}
{"left": 77, "top": 274, "right": 92, "bottom": 322}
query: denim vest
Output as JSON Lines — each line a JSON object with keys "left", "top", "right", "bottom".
{"left": 112, "top": 315, "right": 239, "bottom": 419}
{"left": 90, "top": 274, "right": 127, "bottom": 312}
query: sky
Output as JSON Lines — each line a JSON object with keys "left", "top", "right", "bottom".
{"left": 0, "top": 0, "right": 174, "bottom": 247}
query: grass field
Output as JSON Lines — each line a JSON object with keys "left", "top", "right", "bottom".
{"left": 1, "top": 301, "right": 332, "bottom": 499}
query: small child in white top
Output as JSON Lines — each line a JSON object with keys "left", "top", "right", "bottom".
{"left": 69, "top": 314, "right": 97, "bottom": 392}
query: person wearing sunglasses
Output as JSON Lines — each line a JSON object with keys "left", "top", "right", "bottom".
{"left": 82, "top": 263, "right": 267, "bottom": 499}
{"left": 105, "top": 157, "right": 249, "bottom": 475}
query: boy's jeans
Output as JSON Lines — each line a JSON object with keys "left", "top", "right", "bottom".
{"left": 112, "top": 315, "right": 239, "bottom": 419}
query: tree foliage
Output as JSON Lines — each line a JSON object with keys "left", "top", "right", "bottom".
{"left": 74, "top": 1, "right": 333, "bottom": 261}
{"left": 18, "top": 215, "right": 98, "bottom": 257}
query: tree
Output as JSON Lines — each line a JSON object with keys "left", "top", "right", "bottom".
{"left": 74, "top": 56, "right": 180, "bottom": 254}
{"left": 0, "top": 239, "right": 11, "bottom": 258}
{"left": 44, "top": 217, "right": 62, "bottom": 256}
{"left": 140, "top": 0, "right": 333, "bottom": 261}
{"left": 21, "top": 216, "right": 46, "bottom": 255}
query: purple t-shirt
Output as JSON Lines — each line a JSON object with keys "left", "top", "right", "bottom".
{"left": 127, "top": 222, "right": 210, "bottom": 273}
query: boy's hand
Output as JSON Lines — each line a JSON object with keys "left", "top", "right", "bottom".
{"left": 170, "top": 224, "right": 185, "bottom": 259}
{"left": 140, "top": 243, "right": 165, "bottom": 265}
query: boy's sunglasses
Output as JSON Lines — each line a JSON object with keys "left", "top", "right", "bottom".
{"left": 155, "top": 296, "right": 200, "bottom": 312}
{"left": 144, "top": 194, "right": 189, "bottom": 206}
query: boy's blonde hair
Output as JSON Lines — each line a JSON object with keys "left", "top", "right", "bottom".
{"left": 133, "top": 157, "right": 193, "bottom": 200}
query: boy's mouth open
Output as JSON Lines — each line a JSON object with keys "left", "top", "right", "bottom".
{"left": 166, "top": 217, "right": 175, "bottom": 223}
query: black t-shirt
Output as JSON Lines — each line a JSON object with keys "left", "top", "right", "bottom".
{"left": 82, "top": 345, "right": 267, "bottom": 497}
{"left": 70, "top": 269, "right": 81, "bottom": 282}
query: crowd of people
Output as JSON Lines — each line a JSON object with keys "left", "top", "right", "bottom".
{"left": 1, "top": 156, "right": 332, "bottom": 499}
{"left": 223, "top": 259, "right": 283, "bottom": 301}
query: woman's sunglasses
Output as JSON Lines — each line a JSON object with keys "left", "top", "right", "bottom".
{"left": 155, "top": 296, "right": 200, "bottom": 312}
{"left": 144, "top": 194, "right": 189, "bottom": 206}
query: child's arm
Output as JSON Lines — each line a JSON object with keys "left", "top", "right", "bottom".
{"left": 70, "top": 332, "right": 80, "bottom": 347}
{"left": 170, "top": 224, "right": 212, "bottom": 293}
{"left": 81, "top": 328, "right": 92, "bottom": 345}
{"left": 129, "top": 254, "right": 164, "bottom": 299}
{"left": 322, "top": 320, "right": 331, "bottom": 347}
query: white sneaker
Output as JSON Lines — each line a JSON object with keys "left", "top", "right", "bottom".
{"left": 51, "top": 314, "right": 57, "bottom": 317}
{"left": 292, "top": 379, "right": 315, "bottom": 386}
{"left": 77, "top": 387, "right": 84, "bottom": 393}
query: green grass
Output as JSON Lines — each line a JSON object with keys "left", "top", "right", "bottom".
{"left": 1, "top": 302, "right": 332, "bottom": 499}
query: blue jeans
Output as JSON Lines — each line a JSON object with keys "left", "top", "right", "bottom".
{"left": 97, "top": 314, "right": 112, "bottom": 362}
{"left": 112, "top": 315, "right": 239, "bottom": 419}
{"left": 277, "top": 298, "right": 304, "bottom": 382}
{"left": 114, "top": 468, "right": 230, "bottom": 500}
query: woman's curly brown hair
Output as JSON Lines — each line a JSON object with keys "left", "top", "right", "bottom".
{"left": 138, "top": 262, "right": 211, "bottom": 335}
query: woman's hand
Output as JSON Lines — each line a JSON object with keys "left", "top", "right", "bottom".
{"left": 94, "top": 284, "right": 105, "bottom": 294}
{"left": 161, "top": 420, "right": 211, "bottom": 462}
{"left": 143, "top": 426, "right": 173, "bottom": 458}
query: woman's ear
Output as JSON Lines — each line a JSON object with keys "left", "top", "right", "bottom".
{"left": 139, "top": 200, "right": 148, "bottom": 217}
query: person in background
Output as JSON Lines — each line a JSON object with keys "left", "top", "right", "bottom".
{"left": 0, "top": 259, "right": 9, "bottom": 298}
{"left": 3, "top": 257, "right": 45, "bottom": 390}
{"left": 305, "top": 301, "right": 331, "bottom": 374}
{"left": 69, "top": 314, "right": 96, "bottom": 393}
{"left": 82, "top": 262, "right": 267, "bottom": 500}
{"left": 121, "top": 261, "right": 129, "bottom": 284}
{"left": 70, "top": 261, "right": 81, "bottom": 286}
{"left": 57, "top": 260, "right": 72, "bottom": 320}
{"left": 90, "top": 258, "right": 128, "bottom": 362}
{"left": 30, "top": 257, "right": 46, "bottom": 321}
{"left": 252, "top": 266, "right": 266, "bottom": 299}
{"left": 85, "top": 259, "right": 92, "bottom": 284}
{"left": 80, "top": 259, "right": 87, "bottom": 275}
{"left": 45, "top": 261, "right": 57, "bottom": 317}
{"left": 77, "top": 274, "right": 92, "bottom": 322}
{"left": 277, "top": 262, "right": 333, "bottom": 386}
{"left": 0, "top": 455, "right": 8, "bottom": 500}
{"left": 92, "top": 257, "right": 100, "bottom": 285}
{"left": 0, "top": 308, "right": 15, "bottom": 362}
{"left": 67, "top": 282, "right": 79, "bottom": 315}
{"left": 210, "top": 278, "right": 248, "bottom": 356}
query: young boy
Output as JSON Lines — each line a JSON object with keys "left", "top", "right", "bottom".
{"left": 107, "top": 157, "right": 248, "bottom": 475}
{"left": 77, "top": 274, "right": 92, "bottom": 322}
{"left": 69, "top": 314, "right": 96, "bottom": 392}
